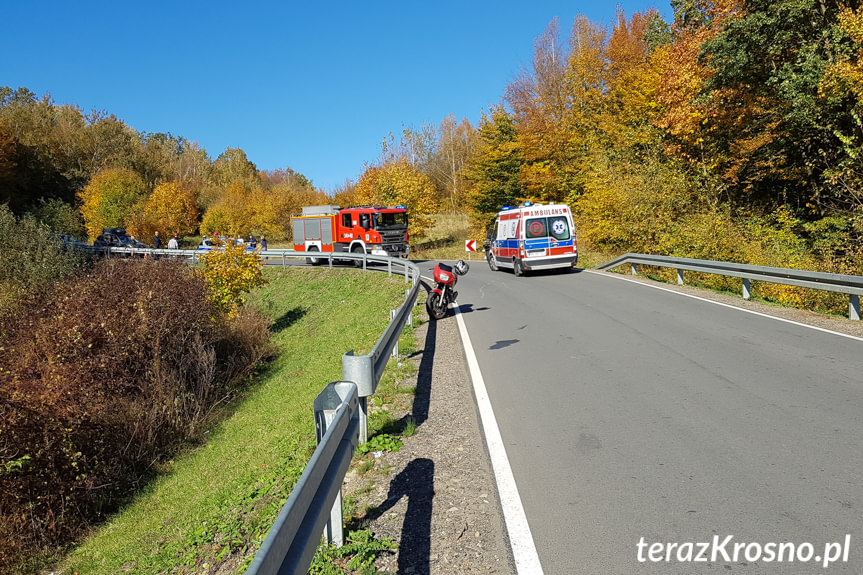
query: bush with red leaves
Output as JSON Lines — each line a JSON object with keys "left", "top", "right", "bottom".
{"left": 0, "top": 259, "right": 271, "bottom": 569}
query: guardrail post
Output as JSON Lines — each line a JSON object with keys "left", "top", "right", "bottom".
{"left": 313, "top": 382, "right": 359, "bottom": 548}
{"left": 631, "top": 263, "right": 637, "bottom": 275}
{"left": 404, "top": 263, "right": 409, "bottom": 284}
{"left": 388, "top": 259, "right": 392, "bottom": 277}
{"left": 329, "top": 254, "right": 333, "bottom": 269}
{"left": 850, "top": 295, "right": 861, "bottom": 320}
{"left": 390, "top": 310, "right": 398, "bottom": 358}
{"left": 742, "top": 278, "right": 751, "bottom": 300}
{"left": 282, "top": 253, "right": 286, "bottom": 269}
{"left": 406, "top": 289, "right": 412, "bottom": 326}
{"left": 677, "top": 269, "right": 684, "bottom": 285}
{"left": 362, "top": 254, "right": 367, "bottom": 271}
{"left": 342, "top": 351, "right": 374, "bottom": 444}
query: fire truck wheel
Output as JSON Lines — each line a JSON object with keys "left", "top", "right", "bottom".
{"left": 306, "top": 246, "right": 322, "bottom": 266}
{"left": 487, "top": 250, "right": 498, "bottom": 272}
{"left": 514, "top": 258, "right": 524, "bottom": 277}
{"left": 306, "top": 246, "right": 321, "bottom": 266}
{"left": 351, "top": 245, "right": 365, "bottom": 267}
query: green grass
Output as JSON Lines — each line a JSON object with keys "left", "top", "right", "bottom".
{"left": 58, "top": 267, "right": 407, "bottom": 575}
{"left": 411, "top": 213, "right": 474, "bottom": 260}
{"left": 575, "top": 248, "right": 618, "bottom": 269}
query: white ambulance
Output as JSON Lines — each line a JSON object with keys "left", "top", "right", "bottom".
{"left": 485, "top": 202, "right": 577, "bottom": 276}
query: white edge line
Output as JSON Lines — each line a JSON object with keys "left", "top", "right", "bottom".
{"left": 586, "top": 270, "right": 863, "bottom": 343}
{"left": 453, "top": 304, "right": 545, "bottom": 575}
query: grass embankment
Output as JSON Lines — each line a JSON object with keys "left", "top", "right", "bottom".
{"left": 60, "top": 267, "right": 408, "bottom": 574}
{"left": 408, "top": 213, "right": 472, "bottom": 261}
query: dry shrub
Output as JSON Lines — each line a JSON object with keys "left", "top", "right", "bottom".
{"left": 0, "top": 259, "right": 272, "bottom": 569}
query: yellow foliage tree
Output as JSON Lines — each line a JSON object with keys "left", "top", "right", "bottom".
{"left": 354, "top": 159, "right": 439, "bottom": 238}
{"left": 603, "top": 10, "right": 664, "bottom": 148}
{"left": 197, "top": 239, "right": 266, "bottom": 316}
{"left": 126, "top": 180, "right": 198, "bottom": 241}
{"left": 201, "top": 179, "right": 328, "bottom": 240}
{"left": 78, "top": 168, "right": 148, "bottom": 240}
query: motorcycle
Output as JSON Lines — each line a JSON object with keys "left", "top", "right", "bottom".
{"left": 426, "top": 259, "right": 469, "bottom": 320}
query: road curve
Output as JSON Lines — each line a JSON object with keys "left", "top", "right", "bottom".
{"left": 452, "top": 262, "right": 863, "bottom": 574}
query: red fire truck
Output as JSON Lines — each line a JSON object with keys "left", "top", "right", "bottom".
{"left": 292, "top": 205, "right": 410, "bottom": 264}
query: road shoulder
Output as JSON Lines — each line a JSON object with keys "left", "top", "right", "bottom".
{"left": 342, "top": 312, "right": 516, "bottom": 574}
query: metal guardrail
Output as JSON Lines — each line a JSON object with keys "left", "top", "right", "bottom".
{"left": 83, "top": 244, "right": 422, "bottom": 573}
{"left": 597, "top": 253, "right": 863, "bottom": 320}
{"left": 245, "top": 381, "right": 360, "bottom": 575}
{"left": 243, "top": 253, "right": 420, "bottom": 575}
{"left": 75, "top": 245, "right": 416, "bottom": 281}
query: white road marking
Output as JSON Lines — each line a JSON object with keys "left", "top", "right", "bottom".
{"left": 454, "top": 304, "right": 545, "bottom": 574}
{"left": 587, "top": 270, "right": 863, "bottom": 342}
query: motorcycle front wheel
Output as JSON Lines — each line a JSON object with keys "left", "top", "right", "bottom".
{"left": 426, "top": 292, "right": 448, "bottom": 320}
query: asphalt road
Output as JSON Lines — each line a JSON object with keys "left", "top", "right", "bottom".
{"left": 449, "top": 261, "right": 863, "bottom": 574}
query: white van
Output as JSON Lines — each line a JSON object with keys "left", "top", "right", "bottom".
{"left": 485, "top": 202, "right": 577, "bottom": 276}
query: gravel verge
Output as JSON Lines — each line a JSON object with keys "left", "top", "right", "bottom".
{"left": 341, "top": 303, "right": 516, "bottom": 575}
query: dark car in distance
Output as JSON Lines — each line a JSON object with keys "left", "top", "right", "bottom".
{"left": 93, "top": 228, "right": 149, "bottom": 248}
{"left": 93, "top": 228, "right": 149, "bottom": 257}
{"left": 94, "top": 228, "right": 131, "bottom": 247}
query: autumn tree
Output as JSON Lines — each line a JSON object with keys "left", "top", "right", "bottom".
{"left": 462, "top": 106, "right": 526, "bottom": 236}
{"left": 602, "top": 9, "right": 665, "bottom": 150}
{"left": 816, "top": 5, "right": 863, "bottom": 217}
{"left": 126, "top": 180, "right": 199, "bottom": 241}
{"left": 78, "top": 168, "right": 148, "bottom": 239}
{"left": 134, "top": 133, "right": 210, "bottom": 194}
{"left": 198, "top": 147, "right": 258, "bottom": 210}
{"left": 355, "top": 159, "right": 439, "bottom": 238}
{"left": 201, "top": 180, "right": 255, "bottom": 237}
{"left": 379, "top": 125, "right": 437, "bottom": 168}
{"left": 198, "top": 239, "right": 266, "bottom": 316}
{"left": 506, "top": 18, "right": 575, "bottom": 202}
{"left": 426, "top": 115, "right": 476, "bottom": 212}
{"left": 332, "top": 179, "right": 359, "bottom": 207}
{"left": 201, "top": 174, "right": 326, "bottom": 240}
{"left": 0, "top": 96, "right": 75, "bottom": 213}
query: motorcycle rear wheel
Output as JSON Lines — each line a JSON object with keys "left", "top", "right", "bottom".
{"left": 426, "top": 292, "right": 448, "bottom": 320}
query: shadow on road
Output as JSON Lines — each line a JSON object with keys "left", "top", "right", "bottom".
{"left": 454, "top": 303, "right": 490, "bottom": 314}
{"left": 363, "top": 458, "right": 435, "bottom": 575}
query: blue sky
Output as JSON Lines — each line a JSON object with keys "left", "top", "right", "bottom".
{"left": 4, "top": 1, "right": 671, "bottom": 194}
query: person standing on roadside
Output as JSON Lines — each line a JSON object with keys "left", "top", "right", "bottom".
{"left": 167, "top": 233, "right": 179, "bottom": 250}
{"left": 153, "top": 231, "right": 161, "bottom": 249}
{"left": 260, "top": 236, "right": 267, "bottom": 251}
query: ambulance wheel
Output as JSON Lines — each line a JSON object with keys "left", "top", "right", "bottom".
{"left": 487, "top": 251, "right": 498, "bottom": 271}
{"left": 306, "top": 246, "right": 322, "bottom": 266}
{"left": 426, "top": 292, "right": 447, "bottom": 320}
{"left": 514, "top": 258, "right": 524, "bottom": 277}
{"left": 351, "top": 245, "right": 365, "bottom": 267}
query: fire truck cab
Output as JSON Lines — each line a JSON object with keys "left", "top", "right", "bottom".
{"left": 292, "top": 205, "right": 410, "bottom": 263}
{"left": 485, "top": 201, "right": 577, "bottom": 276}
